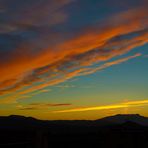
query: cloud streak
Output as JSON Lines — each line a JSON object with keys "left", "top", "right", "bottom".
{"left": 17, "top": 102, "right": 72, "bottom": 110}
{"left": 0, "top": 53, "right": 142, "bottom": 104}
{"left": 53, "top": 99, "right": 148, "bottom": 113}
{"left": 0, "top": 1, "right": 148, "bottom": 103}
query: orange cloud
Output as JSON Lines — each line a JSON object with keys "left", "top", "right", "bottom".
{"left": 0, "top": 4, "right": 148, "bottom": 102}
{"left": 81, "top": 53, "right": 142, "bottom": 75}
{"left": 0, "top": 53, "right": 141, "bottom": 104}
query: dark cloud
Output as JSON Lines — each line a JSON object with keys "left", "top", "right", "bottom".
{"left": 18, "top": 103, "right": 72, "bottom": 110}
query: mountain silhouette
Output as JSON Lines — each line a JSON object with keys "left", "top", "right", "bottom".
{"left": 0, "top": 114, "right": 148, "bottom": 148}
{"left": 99, "top": 114, "right": 148, "bottom": 126}
{"left": 0, "top": 114, "right": 148, "bottom": 130}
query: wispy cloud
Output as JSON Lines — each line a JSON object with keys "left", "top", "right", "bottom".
{"left": 53, "top": 99, "right": 148, "bottom": 113}
{"left": 0, "top": 1, "right": 148, "bottom": 103}
{"left": 0, "top": 53, "right": 142, "bottom": 104}
{"left": 80, "top": 53, "right": 142, "bottom": 76}
{"left": 17, "top": 102, "right": 72, "bottom": 110}
{"left": 0, "top": 0, "right": 73, "bottom": 32}
{"left": 55, "top": 84, "right": 75, "bottom": 89}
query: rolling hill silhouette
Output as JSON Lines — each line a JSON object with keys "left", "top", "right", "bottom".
{"left": 98, "top": 114, "right": 148, "bottom": 126}
{"left": 0, "top": 114, "right": 148, "bottom": 148}
{"left": 0, "top": 114, "right": 148, "bottom": 129}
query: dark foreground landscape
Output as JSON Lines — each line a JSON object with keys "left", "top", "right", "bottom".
{"left": 0, "top": 114, "right": 148, "bottom": 148}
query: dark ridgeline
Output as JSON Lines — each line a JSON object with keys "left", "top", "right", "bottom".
{"left": 0, "top": 114, "right": 148, "bottom": 148}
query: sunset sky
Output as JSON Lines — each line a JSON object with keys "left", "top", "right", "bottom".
{"left": 0, "top": 0, "right": 148, "bottom": 120}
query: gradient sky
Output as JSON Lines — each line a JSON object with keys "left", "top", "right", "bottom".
{"left": 0, "top": 0, "right": 148, "bottom": 120}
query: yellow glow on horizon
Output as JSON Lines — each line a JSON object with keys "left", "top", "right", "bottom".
{"left": 54, "top": 99, "right": 148, "bottom": 113}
